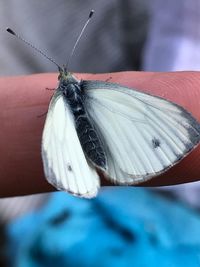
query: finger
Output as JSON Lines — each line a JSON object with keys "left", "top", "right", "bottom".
{"left": 1, "top": 72, "right": 200, "bottom": 197}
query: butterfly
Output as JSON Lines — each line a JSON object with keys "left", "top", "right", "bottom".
{"left": 41, "top": 69, "right": 200, "bottom": 197}
{"left": 7, "top": 11, "right": 200, "bottom": 198}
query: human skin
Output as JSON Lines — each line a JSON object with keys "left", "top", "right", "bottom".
{"left": 0, "top": 71, "right": 200, "bottom": 197}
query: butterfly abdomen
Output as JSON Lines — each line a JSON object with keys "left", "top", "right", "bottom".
{"left": 61, "top": 81, "right": 107, "bottom": 170}
{"left": 76, "top": 115, "right": 107, "bottom": 169}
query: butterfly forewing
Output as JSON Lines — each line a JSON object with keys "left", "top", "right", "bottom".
{"left": 42, "top": 91, "right": 100, "bottom": 197}
{"left": 82, "top": 80, "right": 200, "bottom": 184}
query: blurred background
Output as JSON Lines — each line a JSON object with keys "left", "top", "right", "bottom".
{"left": 1, "top": 0, "right": 200, "bottom": 266}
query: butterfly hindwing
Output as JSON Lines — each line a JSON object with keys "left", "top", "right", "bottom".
{"left": 82, "top": 80, "right": 200, "bottom": 184}
{"left": 42, "top": 90, "right": 100, "bottom": 197}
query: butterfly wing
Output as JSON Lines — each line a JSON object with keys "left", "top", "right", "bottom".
{"left": 42, "top": 91, "right": 100, "bottom": 198}
{"left": 82, "top": 80, "right": 200, "bottom": 184}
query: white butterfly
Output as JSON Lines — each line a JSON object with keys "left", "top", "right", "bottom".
{"left": 7, "top": 11, "right": 200, "bottom": 198}
{"left": 41, "top": 71, "right": 200, "bottom": 198}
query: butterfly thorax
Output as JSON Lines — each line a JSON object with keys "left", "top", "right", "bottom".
{"left": 58, "top": 73, "right": 107, "bottom": 170}
{"left": 60, "top": 78, "right": 85, "bottom": 117}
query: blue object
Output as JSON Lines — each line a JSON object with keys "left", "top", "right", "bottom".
{"left": 7, "top": 188, "right": 200, "bottom": 266}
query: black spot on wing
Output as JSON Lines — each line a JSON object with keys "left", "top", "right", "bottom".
{"left": 152, "top": 138, "right": 160, "bottom": 148}
{"left": 67, "top": 164, "right": 72, "bottom": 172}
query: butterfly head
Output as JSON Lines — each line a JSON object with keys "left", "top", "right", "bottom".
{"left": 58, "top": 67, "right": 78, "bottom": 84}
{"left": 58, "top": 66, "right": 69, "bottom": 80}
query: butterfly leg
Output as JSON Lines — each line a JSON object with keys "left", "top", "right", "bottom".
{"left": 45, "top": 87, "right": 56, "bottom": 91}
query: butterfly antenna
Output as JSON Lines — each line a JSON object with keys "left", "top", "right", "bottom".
{"left": 6, "top": 28, "right": 62, "bottom": 71}
{"left": 65, "top": 10, "right": 94, "bottom": 72}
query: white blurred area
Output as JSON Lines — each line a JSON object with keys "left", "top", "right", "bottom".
{"left": 142, "top": 0, "right": 200, "bottom": 207}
